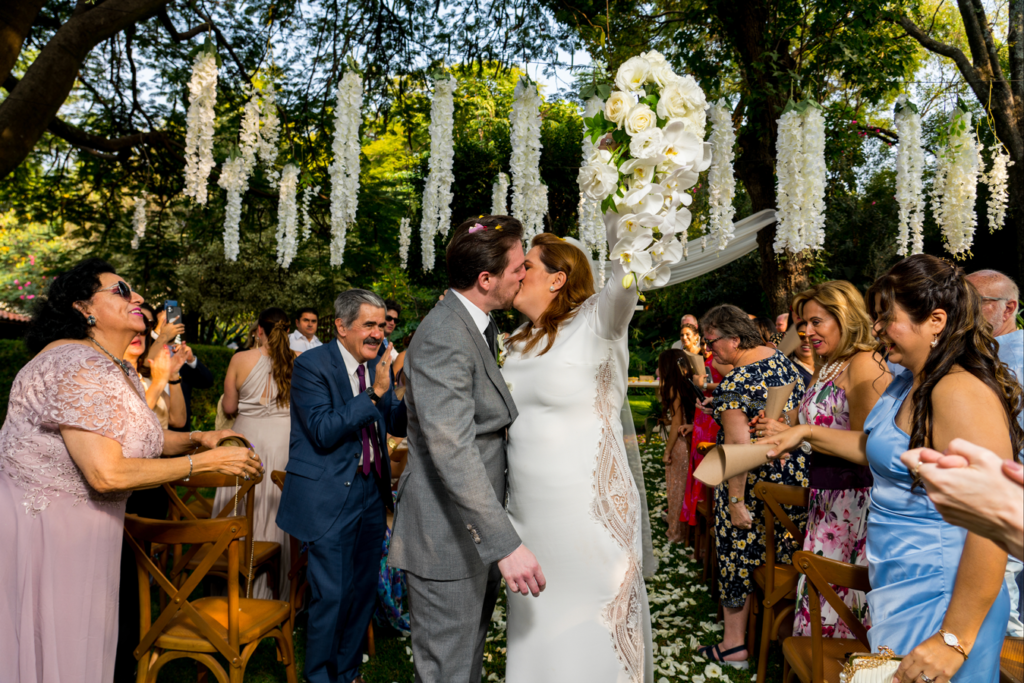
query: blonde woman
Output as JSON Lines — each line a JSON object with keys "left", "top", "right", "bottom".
{"left": 754, "top": 281, "right": 891, "bottom": 639}
{"left": 214, "top": 307, "right": 297, "bottom": 599}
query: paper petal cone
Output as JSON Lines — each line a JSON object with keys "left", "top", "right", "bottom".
{"left": 693, "top": 443, "right": 774, "bottom": 486}
{"left": 764, "top": 381, "right": 796, "bottom": 420}
{"left": 684, "top": 351, "right": 706, "bottom": 376}
{"left": 776, "top": 326, "right": 800, "bottom": 356}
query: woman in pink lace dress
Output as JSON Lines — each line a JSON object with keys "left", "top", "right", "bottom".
{"left": 0, "top": 259, "right": 262, "bottom": 683}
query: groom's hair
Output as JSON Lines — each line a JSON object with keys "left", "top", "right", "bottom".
{"left": 446, "top": 215, "right": 525, "bottom": 290}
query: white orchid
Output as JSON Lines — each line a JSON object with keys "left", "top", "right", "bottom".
{"left": 611, "top": 229, "right": 655, "bottom": 273}
{"left": 661, "top": 121, "right": 705, "bottom": 170}
{"left": 639, "top": 259, "right": 674, "bottom": 289}
{"left": 650, "top": 235, "right": 684, "bottom": 262}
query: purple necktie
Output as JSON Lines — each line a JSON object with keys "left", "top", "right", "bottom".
{"left": 355, "top": 365, "right": 382, "bottom": 477}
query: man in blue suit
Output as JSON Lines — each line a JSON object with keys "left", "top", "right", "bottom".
{"left": 277, "top": 289, "right": 407, "bottom": 683}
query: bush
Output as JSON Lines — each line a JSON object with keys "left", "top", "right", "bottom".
{"left": 0, "top": 339, "right": 234, "bottom": 431}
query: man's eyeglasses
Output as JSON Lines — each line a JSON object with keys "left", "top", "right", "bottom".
{"left": 385, "top": 315, "right": 399, "bottom": 324}
{"left": 95, "top": 281, "right": 134, "bottom": 301}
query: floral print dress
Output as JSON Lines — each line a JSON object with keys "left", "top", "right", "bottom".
{"left": 793, "top": 377, "right": 872, "bottom": 638}
{"left": 711, "top": 352, "right": 809, "bottom": 609}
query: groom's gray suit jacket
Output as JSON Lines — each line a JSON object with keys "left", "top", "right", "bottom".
{"left": 388, "top": 291, "right": 521, "bottom": 580}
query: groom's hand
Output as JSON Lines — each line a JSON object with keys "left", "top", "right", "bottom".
{"left": 498, "top": 544, "right": 546, "bottom": 597}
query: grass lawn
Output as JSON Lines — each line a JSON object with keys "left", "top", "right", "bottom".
{"left": 155, "top": 435, "right": 784, "bottom": 682}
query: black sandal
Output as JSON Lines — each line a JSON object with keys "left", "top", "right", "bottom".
{"left": 697, "top": 643, "right": 750, "bottom": 670}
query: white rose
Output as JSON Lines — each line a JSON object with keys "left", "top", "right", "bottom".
{"left": 577, "top": 150, "right": 620, "bottom": 201}
{"left": 650, "top": 64, "right": 680, "bottom": 89}
{"left": 615, "top": 56, "right": 652, "bottom": 92}
{"left": 640, "top": 50, "right": 669, "bottom": 67}
{"left": 629, "top": 127, "right": 665, "bottom": 159}
{"left": 605, "top": 91, "right": 634, "bottom": 126}
{"left": 583, "top": 95, "right": 605, "bottom": 119}
{"left": 657, "top": 75, "right": 707, "bottom": 120}
{"left": 625, "top": 103, "right": 657, "bottom": 136}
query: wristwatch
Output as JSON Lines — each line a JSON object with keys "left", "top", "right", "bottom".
{"left": 365, "top": 387, "right": 381, "bottom": 404}
{"left": 938, "top": 629, "right": 968, "bottom": 660}
{"left": 729, "top": 496, "right": 742, "bottom": 504}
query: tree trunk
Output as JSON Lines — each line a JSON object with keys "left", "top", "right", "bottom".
{"left": 0, "top": 0, "right": 168, "bottom": 179}
{"left": 717, "top": 0, "right": 811, "bottom": 315}
{"left": 0, "top": 0, "right": 46, "bottom": 87}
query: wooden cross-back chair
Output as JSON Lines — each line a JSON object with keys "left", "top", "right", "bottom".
{"left": 123, "top": 514, "right": 297, "bottom": 683}
{"left": 750, "top": 481, "right": 810, "bottom": 683}
{"left": 164, "top": 470, "right": 282, "bottom": 600}
{"left": 782, "top": 550, "right": 871, "bottom": 683}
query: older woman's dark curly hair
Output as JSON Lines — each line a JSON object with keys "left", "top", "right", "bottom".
{"left": 700, "top": 304, "right": 762, "bottom": 350}
{"left": 25, "top": 258, "right": 117, "bottom": 354}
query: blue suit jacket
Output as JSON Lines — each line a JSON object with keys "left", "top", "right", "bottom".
{"left": 276, "top": 340, "right": 407, "bottom": 543}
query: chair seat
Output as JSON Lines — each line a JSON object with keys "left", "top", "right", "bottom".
{"left": 753, "top": 563, "right": 800, "bottom": 594}
{"left": 187, "top": 540, "right": 281, "bottom": 572}
{"left": 156, "top": 596, "right": 291, "bottom": 652}
{"left": 1003, "top": 637, "right": 1024, "bottom": 683}
{"left": 782, "top": 636, "right": 858, "bottom": 683}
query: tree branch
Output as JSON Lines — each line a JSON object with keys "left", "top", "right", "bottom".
{"left": 155, "top": 7, "right": 209, "bottom": 42}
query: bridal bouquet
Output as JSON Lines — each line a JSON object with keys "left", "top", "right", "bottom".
{"left": 578, "top": 52, "right": 711, "bottom": 292}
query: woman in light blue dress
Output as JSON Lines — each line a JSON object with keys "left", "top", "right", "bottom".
{"left": 762, "top": 254, "right": 1022, "bottom": 683}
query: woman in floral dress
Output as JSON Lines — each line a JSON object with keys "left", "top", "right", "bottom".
{"left": 753, "top": 281, "right": 891, "bottom": 638}
{"left": 697, "top": 305, "right": 808, "bottom": 668}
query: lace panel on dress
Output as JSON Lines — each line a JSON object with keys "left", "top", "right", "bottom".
{"left": 591, "top": 351, "right": 644, "bottom": 682}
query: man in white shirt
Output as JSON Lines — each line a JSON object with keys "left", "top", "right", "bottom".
{"left": 289, "top": 307, "right": 322, "bottom": 353}
{"left": 671, "top": 314, "right": 699, "bottom": 349}
{"left": 967, "top": 268, "right": 1023, "bottom": 638}
{"left": 383, "top": 299, "right": 401, "bottom": 361}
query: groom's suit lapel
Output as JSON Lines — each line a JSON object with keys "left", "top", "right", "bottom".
{"left": 442, "top": 291, "right": 517, "bottom": 422}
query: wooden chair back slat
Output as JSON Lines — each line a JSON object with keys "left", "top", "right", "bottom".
{"left": 753, "top": 482, "right": 809, "bottom": 598}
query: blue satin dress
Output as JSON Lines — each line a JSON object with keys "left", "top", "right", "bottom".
{"left": 863, "top": 372, "right": 1009, "bottom": 681}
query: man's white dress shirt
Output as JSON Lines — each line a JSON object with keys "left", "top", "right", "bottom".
{"left": 336, "top": 340, "right": 378, "bottom": 467}
{"left": 451, "top": 289, "right": 491, "bottom": 342}
{"left": 290, "top": 329, "right": 323, "bottom": 353}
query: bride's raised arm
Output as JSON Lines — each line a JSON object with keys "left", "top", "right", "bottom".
{"left": 589, "top": 215, "right": 640, "bottom": 341}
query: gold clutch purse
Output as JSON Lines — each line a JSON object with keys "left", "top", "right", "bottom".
{"left": 839, "top": 647, "right": 902, "bottom": 683}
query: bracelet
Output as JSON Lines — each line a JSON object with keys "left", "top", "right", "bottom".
{"left": 189, "top": 431, "right": 199, "bottom": 444}
{"left": 184, "top": 452, "right": 193, "bottom": 482}
{"left": 168, "top": 378, "right": 182, "bottom": 385}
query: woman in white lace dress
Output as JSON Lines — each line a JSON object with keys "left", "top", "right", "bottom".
{"left": 502, "top": 234, "right": 653, "bottom": 683}
{"left": 0, "top": 259, "right": 262, "bottom": 683}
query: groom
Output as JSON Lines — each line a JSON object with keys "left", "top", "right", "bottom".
{"left": 389, "top": 215, "right": 546, "bottom": 682}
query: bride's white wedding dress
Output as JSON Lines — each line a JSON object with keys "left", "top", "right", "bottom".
{"left": 502, "top": 260, "right": 654, "bottom": 683}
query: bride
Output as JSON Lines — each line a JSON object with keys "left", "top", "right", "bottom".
{"left": 502, "top": 232, "right": 654, "bottom": 683}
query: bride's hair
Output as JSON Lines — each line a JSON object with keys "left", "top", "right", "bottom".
{"left": 507, "top": 233, "right": 596, "bottom": 356}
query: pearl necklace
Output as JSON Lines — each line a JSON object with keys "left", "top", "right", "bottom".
{"left": 817, "top": 357, "right": 849, "bottom": 386}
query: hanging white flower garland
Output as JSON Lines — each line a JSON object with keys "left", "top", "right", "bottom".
{"left": 329, "top": 71, "right": 363, "bottom": 267}
{"left": 577, "top": 95, "right": 607, "bottom": 286}
{"left": 707, "top": 100, "right": 736, "bottom": 251}
{"left": 491, "top": 172, "right": 509, "bottom": 215}
{"left": 183, "top": 48, "right": 219, "bottom": 205}
{"left": 774, "top": 101, "right": 826, "bottom": 254}
{"left": 299, "top": 185, "right": 319, "bottom": 241}
{"left": 894, "top": 96, "right": 926, "bottom": 255}
{"left": 982, "top": 143, "right": 1012, "bottom": 233}
{"left": 276, "top": 165, "right": 300, "bottom": 269}
{"left": 218, "top": 156, "right": 248, "bottom": 261}
{"left": 932, "top": 108, "right": 980, "bottom": 258}
{"left": 130, "top": 194, "right": 147, "bottom": 249}
{"left": 510, "top": 77, "right": 546, "bottom": 242}
{"left": 398, "top": 217, "right": 412, "bottom": 269}
{"left": 420, "top": 77, "right": 457, "bottom": 271}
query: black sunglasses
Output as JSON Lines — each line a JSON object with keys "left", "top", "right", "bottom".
{"left": 95, "top": 281, "right": 134, "bottom": 301}
{"left": 385, "top": 315, "right": 399, "bottom": 323}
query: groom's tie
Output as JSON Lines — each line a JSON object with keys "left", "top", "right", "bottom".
{"left": 355, "top": 365, "right": 382, "bottom": 477}
{"left": 484, "top": 318, "right": 498, "bottom": 359}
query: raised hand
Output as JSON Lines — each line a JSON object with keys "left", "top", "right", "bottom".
{"left": 372, "top": 346, "right": 395, "bottom": 397}
{"left": 498, "top": 544, "right": 546, "bottom": 597}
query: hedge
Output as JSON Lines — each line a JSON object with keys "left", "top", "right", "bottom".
{"left": 0, "top": 339, "right": 234, "bottom": 431}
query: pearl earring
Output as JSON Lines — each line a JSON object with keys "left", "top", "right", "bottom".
{"left": 930, "top": 334, "right": 938, "bottom": 348}
{"left": 549, "top": 286, "right": 555, "bottom": 292}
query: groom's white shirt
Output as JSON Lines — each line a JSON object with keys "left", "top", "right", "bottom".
{"left": 451, "top": 289, "right": 490, "bottom": 342}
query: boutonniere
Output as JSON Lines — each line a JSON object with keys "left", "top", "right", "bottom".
{"left": 496, "top": 333, "right": 508, "bottom": 369}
